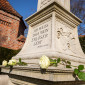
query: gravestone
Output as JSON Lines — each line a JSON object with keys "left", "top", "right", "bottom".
{"left": 1, "top": 0, "right": 85, "bottom": 85}
{"left": 13, "top": 0, "right": 85, "bottom": 65}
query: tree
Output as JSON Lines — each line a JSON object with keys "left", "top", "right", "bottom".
{"left": 71, "top": 0, "right": 85, "bottom": 35}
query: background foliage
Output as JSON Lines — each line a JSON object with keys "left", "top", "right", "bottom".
{"left": 0, "top": 47, "right": 20, "bottom": 65}
{"left": 79, "top": 36, "right": 85, "bottom": 53}
{"left": 71, "top": 0, "right": 85, "bottom": 35}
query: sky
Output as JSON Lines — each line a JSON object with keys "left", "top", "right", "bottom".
{"left": 8, "top": 0, "right": 38, "bottom": 37}
{"left": 8, "top": 0, "right": 38, "bottom": 20}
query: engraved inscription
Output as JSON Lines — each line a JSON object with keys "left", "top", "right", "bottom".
{"left": 31, "top": 21, "right": 51, "bottom": 49}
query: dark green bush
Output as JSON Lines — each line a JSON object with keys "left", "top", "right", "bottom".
{"left": 79, "top": 36, "right": 85, "bottom": 54}
{"left": 0, "top": 47, "right": 21, "bottom": 65}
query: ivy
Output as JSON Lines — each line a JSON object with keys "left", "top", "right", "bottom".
{"left": 74, "top": 69, "right": 79, "bottom": 75}
{"left": 66, "top": 61, "right": 71, "bottom": 65}
{"left": 66, "top": 65, "right": 71, "bottom": 68}
{"left": 49, "top": 58, "right": 85, "bottom": 81}
{"left": 78, "top": 65, "right": 84, "bottom": 70}
{"left": 78, "top": 72, "right": 85, "bottom": 81}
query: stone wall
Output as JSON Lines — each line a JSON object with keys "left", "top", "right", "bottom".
{"left": 0, "top": 10, "right": 25, "bottom": 50}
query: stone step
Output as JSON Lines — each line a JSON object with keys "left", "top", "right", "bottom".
{"left": 0, "top": 75, "right": 14, "bottom": 85}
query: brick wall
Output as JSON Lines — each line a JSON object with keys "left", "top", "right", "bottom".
{"left": 0, "top": 10, "right": 25, "bottom": 50}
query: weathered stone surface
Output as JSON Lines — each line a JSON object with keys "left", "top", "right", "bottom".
{"left": 13, "top": 1, "right": 85, "bottom": 65}
{"left": 1, "top": 67, "right": 85, "bottom": 85}
{"left": 37, "top": 0, "right": 70, "bottom": 11}
{"left": 0, "top": 75, "right": 14, "bottom": 85}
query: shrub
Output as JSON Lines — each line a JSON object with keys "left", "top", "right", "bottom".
{"left": 0, "top": 47, "right": 20, "bottom": 65}
{"left": 79, "top": 36, "right": 85, "bottom": 53}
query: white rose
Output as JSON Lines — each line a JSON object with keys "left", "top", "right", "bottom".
{"left": 2, "top": 60, "right": 7, "bottom": 66}
{"left": 8, "top": 59, "right": 17, "bottom": 66}
{"left": 39, "top": 55, "right": 50, "bottom": 69}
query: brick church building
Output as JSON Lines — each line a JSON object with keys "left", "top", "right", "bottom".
{"left": 0, "top": 0, "right": 26, "bottom": 50}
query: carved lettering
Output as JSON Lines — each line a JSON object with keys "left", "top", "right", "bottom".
{"left": 31, "top": 21, "right": 51, "bottom": 48}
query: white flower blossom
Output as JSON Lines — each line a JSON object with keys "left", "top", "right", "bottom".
{"left": 8, "top": 59, "right": 17, "bottom": 66}
{"left": 2, "top": 60, "right": 7, "bottom": 66}
{"left": 39, "top": 55, "right": 50, "bottom": 69}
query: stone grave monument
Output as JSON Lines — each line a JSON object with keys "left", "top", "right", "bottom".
{"left": 13, "top": 0, "right": 85, "bottom": 66}
{"left": 1, "top": 0, "right": 85, "bottom": 85}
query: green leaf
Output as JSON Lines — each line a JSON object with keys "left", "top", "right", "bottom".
{"left": 19, "top": 58, "right": 21, "bottom": 63}
{"left": 17, "top": 61, "right": 27, "bottom": 66}
{"left": 5, "top": 65, "right": 9, "bottom": 67}
{"left": 50, "top": 59, "right": 54, "bottom": 62}
{"left": 67, "top": 61, "right": 71, "bottom": 65}
{"left": 78, "top": 72, "right": 85, "bottom": 81}
{"left": 57, "top": 58, "right": 61, "bottom": 63}
{"left": 50, "top": 59, "right": 57, "bottom": 65}
{"left": 66, "top": 65, "right": 71, "bottom": 68}
{"left": 62, "top": 59, "right": 66, "bottom": 63}
{"left": 53, "top": 63, "right": 57, "bottom": 66}
{"left": 78, "top": 65, "right": 84, "bottom": 71}
{"left": 22, "top": 62, "right": 27, "bottom": 66}
{"left": 54, "top": 59, "right": 56, "bottom": 62}
{"left": 74, "top": 69, "right": 79, "bottom": 75}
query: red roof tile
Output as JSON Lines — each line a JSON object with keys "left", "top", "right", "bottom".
{"left": 79, "top": 35, "right": 85, "bottom": 37}
{"left": 0, "top": 0, "right": 22, "bottom": 18}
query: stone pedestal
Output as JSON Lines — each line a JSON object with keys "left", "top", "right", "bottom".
{"left": 1, "top": 66, "right": 85, "bottom": 85}
{"left": 1, "top": 0, "right": 85, "bottom": 85}
{"left": 13, "top": 1, "right": 85, "bottom": 66}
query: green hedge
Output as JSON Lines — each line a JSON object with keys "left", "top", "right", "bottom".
{"left": 0, "top": 47, "right": 21, "bottom": 65}
{"left": 79, "top": 36, "right": 85, "bottom": 54}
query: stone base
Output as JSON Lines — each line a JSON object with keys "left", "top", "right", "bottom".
{"left": 0, "top": 75, "right": 14, "bottom": 85}
{"left": 1, "top": 66, "right": 85, "bottom": 85}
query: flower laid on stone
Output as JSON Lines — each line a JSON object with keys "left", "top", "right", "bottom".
{"left": 39, "top": 55, "right": 85, "bottom": 81}
{"left": 2, "top": 56, "right": 85, "bottom": 81}
{"left": 2, "top": 60, "right": 8, "bottom": 66}
{"left": 2, "top": 58, "right": 27, "bottom": 67}
{"left": 8, "top": 59, "right": 17, "bottom": 66}
{"left": 39, "top": 55, "right": 50, "bottom": 69}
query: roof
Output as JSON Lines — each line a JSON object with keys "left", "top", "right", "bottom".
{"left": 79, "top": 35, "right": 85, "bottom": 37}
{"left": 17, "top": 35, "right": 26, "bottom": 42}
{"left": 0, "top": 0, "right": 22, "bottom": 18}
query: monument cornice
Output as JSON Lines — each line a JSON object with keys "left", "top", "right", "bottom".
{"left": 25, "top": 2, "right": 82, "bottom": 27}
